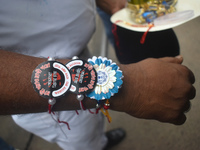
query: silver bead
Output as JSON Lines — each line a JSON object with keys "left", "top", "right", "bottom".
{"left": 77, "top": 94, "right": 84, "bottom": 101}
{"left": 96, "top": 103, "right": 100, "bottom": 109}
{"left": 48, "top": 57, "right": 55, "bottom": 61}
{"left": 72, "top": 56, "right": 79, "bottom": 60}
{"left": 104, "top": 103, "right": 110, "bottom": 107}
{"left": 48, "top": 98, "right": 56, "bottom": 105}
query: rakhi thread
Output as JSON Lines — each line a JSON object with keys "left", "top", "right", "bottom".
{"left": 48, "top": 104, "right": 52, "bottom": 114}
{"left": 58, "top": 119, "right": 71, "bottom": 130}
{"left": 101, "top": 99, "right": 112, "bottom": 123}
{"left": 80, "top": 101, "right": 86, "bottom": 110}
{"left": 66, "top": 57, "right": 98, "bottom": 115}
{"left": 87, "top": 56, "right": 123, "bottom": 123}
{"left": 101, "top": 109, "right": 112, "bottom": 123}
{"left": 96, "top": 107, "right": 101, "bottom": 114}
{"left": 88, "top": 109, "right": 95, "bottom": 114}
{"left": 113, "top": 20, "right": 154, "bottom": 45}
{"left": 75, "top": 110, "right": 79, "bottom": 115}
{"left": 50, "top": 112, "right": 70, "bottom": 139}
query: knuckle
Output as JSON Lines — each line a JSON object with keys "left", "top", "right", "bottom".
{"left": 185, "top": 84, "right": 196, "bottom": 98}
{"left": 178, "top": 83, "right": 194, "bottom": 99}
{"left": 181, "top": 66, "right": 195, "bottom": 83}
{"left": 188, "top": 85, "right": 196, "bottom": 99}
{"left": 181, "top": 65, "right": 189, "bottom": 72}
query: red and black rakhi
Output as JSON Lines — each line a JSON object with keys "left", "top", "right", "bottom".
{"left": 66, "top": 56, "right": 97, "bottom": 113}
{"left": 31, "top": 57, "right": 72, "bottom": 113}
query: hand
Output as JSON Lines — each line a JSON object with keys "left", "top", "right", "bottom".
{"left": 111, "top": 56, "right": 196, "bottom": 125}
{"left": 96, "top": 0, "right": 126, "bottom": 15}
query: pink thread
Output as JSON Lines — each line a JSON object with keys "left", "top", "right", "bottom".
{"left": 58, "top": 119, "right": 71, "bottom": 130}
{"left": 80, "top": 101, "right": 86, "bottom": 110}
{"left": 75, "top": 110, "right": 79, "bottom": 115}
{"left": 88, "top": 109, "right": 95, "bottom": 114}
{"left": 96, "top": 107, "right": 101, "bottom": 114}
{"left": 48, "top": 104, "right": 52, "bottom": 114}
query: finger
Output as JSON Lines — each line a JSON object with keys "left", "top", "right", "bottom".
{"left": 188, "top": 86, "right": 196, "bottom": 100}
{"left": 182, "top": 65, "right": 196, "bottom": 84}
{"left": 159, "top": 55, "right": 183, "bottom": 64}
{"left": 172, "top": 114, "right": 187, "bottom": 125}
{"left": 189, "top": 69, "right": 195, "bottom": 84}
{"left": 183, "top": 101, "right": 191, "bottom": 113}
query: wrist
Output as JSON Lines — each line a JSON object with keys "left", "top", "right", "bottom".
{"left": 109, "top": 63, "right": 141, "bottom": 115}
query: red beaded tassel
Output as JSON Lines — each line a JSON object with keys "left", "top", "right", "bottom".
{"left": 101, "top": 99, "right": 112, "bottom": 123}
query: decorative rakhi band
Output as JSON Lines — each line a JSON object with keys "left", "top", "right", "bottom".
{"left": 66, "top": 56, "right": 97, "bottom": 112}
{"left": 31, "top": 57, "right": 72, "bottom": 130}
{"left": 86, "top": 56, "right": 123, "bottom": 122}
{"left": 32, "top": 56, "right": 123, "bottom": 124}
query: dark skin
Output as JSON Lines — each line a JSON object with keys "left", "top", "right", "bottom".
{"left": 96, "top": 0, "right": 126, "bottom": 15}
{"left": 0, "top": 50, "right": 195, "bottom": 125}
{"left": 0, "top": 50, "right": 97, "bottom": 114}
{"left": 110, "top": 57, "right": 195, "bottom": 125}
{"left": 96, "top": 0, "right": 195, "bottom": 125}
{"left": 0, "top": 1, "right": 196, "bottom": 125}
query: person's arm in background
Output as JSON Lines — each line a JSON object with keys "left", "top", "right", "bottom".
{"left": 0, "top": 49, "right": 195, "bottom": 125}
{"left": 96, "top": 0, "right": 180, "bottom": 64}
{"left": 96, "top": 0, "right": 126, "bottom": 15}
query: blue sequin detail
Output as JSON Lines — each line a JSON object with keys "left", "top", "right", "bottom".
{"left": 103, "top": 60, "right": 111, "bottom": 66}
{"left": 95, "top": 58, "right": 102, "bottom": 65}
{"left": 111, "top": 64, "right": 118, "bottom": 71}
{"left": 110, "top": 86, "right": 118, "bottom": 94}
{"left": 86, "top": 57, "right": 123, "bottom": 100}
{"left": 88, "top": 61, "right": 95, "bottom": 65}
{"left": 115, "top": 71, "right": 122, "bottom": 78}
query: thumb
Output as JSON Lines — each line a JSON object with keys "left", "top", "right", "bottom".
{"left": 159, "top": 55, "right": 183, "bottom": 64}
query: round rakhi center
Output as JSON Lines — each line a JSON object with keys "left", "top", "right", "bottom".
{"left": 97, "top": 69, "right": 109, "bottom": 86}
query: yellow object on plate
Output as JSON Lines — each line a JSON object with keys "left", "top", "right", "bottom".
{"left": 111, "top": 0, "right": 200, "bottom": 32}
{"left": 127, "top": 0, "right": 177, "bottom": 24}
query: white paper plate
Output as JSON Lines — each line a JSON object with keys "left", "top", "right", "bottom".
{"left": 111, "top": 0, "right": 200, "bottom": 32}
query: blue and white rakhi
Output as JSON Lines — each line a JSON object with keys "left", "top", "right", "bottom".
{"left": 86, "top": 56, "right": 123, "bottom": 122}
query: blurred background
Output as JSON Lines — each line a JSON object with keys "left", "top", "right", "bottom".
{"left": 0, "top": 13, "right": 200, "bottom": 150}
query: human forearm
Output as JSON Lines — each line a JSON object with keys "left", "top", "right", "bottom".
{"left": 0, "top": 50, "right": 196, "bottom": 126}
{"left": 0, "top": 50, "right": 96, "bottom": 115}
{"left": 96, "top": 0, "right": 126, "bottom": 15}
